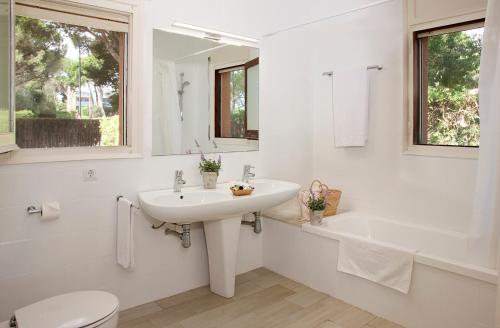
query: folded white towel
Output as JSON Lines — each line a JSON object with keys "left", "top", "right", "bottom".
{"left": 337, "top": 235, "right": 415, "bottom": 293}
{"left": 332, "top": 67, "right": 369, "bottom": 147}
{"left": 117, "top": 197, "right": 135, "bottom": 270}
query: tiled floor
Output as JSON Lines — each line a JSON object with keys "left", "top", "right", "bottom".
{"left": 118, "top": 268, "right": 404, "bottom": 328}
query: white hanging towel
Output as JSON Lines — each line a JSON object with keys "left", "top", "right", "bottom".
{"left": 337, "top": 235, "right": 415, "bottom": 294}
{"left": 117, "top": 197, "right": 135, "bottom": 270}
{"left": 332, "top": 67, "right": 369, "bottom": 147}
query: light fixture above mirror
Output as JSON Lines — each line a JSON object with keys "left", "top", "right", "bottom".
{"left": 171, "top": 22, "right": 259, "bottom": 47}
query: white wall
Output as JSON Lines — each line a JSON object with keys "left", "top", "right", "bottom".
{"left": 0, "top": 0, "right": 484, "bottom": 321}
{"left": 306, "top": 0, "right": 478, "bottom": 233}
{"left": 0, "top": 0, "right": 323, "bottom": 320}
{"left": 0, "top": 0, "right": 269, "bottom": 321}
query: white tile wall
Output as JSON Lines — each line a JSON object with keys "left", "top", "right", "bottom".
{"left": 0, "top": 160, "right": 269, "bottom": 320}
{"left": 0, "top": 0, "right": 488, "bottom": 322}
{"left": 0, "top": 0, "right": 319, "bottom": 320}
{"left": 308, "top": 1, "right": 478, "bottom": 233}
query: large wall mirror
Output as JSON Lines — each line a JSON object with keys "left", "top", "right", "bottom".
{"left": 152, "top": 29, "right": 259, "bottom": 155}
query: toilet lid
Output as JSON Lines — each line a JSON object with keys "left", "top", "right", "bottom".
{"left": 15, "top": 291, "right": 119, "bottom": 328}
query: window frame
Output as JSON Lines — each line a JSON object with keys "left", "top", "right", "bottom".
{"left": 0, "top": 0, "right": 143, "bottom": 164}
{"left": 0, "top": 0, "right": 17, "bottom": 154}
{"left": 405, "top": 11, "right": 485, "bottom": 159}
{"left": 244, "top": 57, "right": 259, "bottom": 140}
{"left": 413, "top": 20, "right": 484, "bottom": 148}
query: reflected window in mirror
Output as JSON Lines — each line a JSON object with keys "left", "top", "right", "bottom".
{"left": 215, "top": 65, "right": 246, "bottom": 139}
{"left": 215, "top": 58, "right": 259, "bottom": 140}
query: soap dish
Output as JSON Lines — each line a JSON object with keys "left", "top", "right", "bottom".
{"left": 231, "top": 189, "right": 254, "bottom": 196}
{"left": 230, "top": 183, "right": 255, "bottom": 196}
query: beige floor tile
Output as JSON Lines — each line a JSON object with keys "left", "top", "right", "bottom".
{"left": 233, "top": 280, "right": 264, "bottom": 299}
{"left": 252, "top": 271, "right": 291, "bottom": 289}
{"left": 319, "top": 298, "right": 353, "bottom": 318}
{"left": 316, "top": 321, "right": 342, "bottom": 328}
{"left": 180, "top": 285, "right": 295, "bottom": 328}
{"left": 366, "top": 317, "right": 405, "bottom": 328}
{"left": 118, "top": 317, "right": 155, "bottom": 328}
{"left": 279, "top": 277, "right": 308, "bottom": 292}
{"left": 119, "top": 302, "right": 163, "bottom": 323}
{"left": 218, "top": 301, "right": 302, "bottom": 328}
{"left": 331, "top": 307, "right": 376, "bottom": 328}
{"left": 252, "top": 301, "right": 304, "bottom": 327}
{"left": 252, "top": 267, "right": 275, "bottom": 276}
{"left": 162, "top": 323, "right": 185, "bottom": 328}
{"left": 286, "top": 286, "right": 329, "bottom": 307}
{"left": 278, "top": 302, "right": 341, "bottom": 328}
{"left": 156, "top": 286, "right": 211, "bottom": 309}
{"left": 235, "top": 269, "right": 261, "bottom": 285}
{"left": 147, "top": 293, "right": 230, "bottom": 326}
{"left": 117, "top": 267, "right": 401, "bottom": 328}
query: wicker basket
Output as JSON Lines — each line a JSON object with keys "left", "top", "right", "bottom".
{"left": 231, "top": 188, "right": 254, "bottom": 196}
{"left": 300, "top": 180, "right": 342, "bottom": 218}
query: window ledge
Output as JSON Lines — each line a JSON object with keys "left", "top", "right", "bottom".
{"left": 0, "top": 144, "right": 19, "bottom": 154}
{"left": 0, "top": 146, "right": 142, "bottom": 165}
{"left": 404, "top": 144, "right": 478, "bottom": 159}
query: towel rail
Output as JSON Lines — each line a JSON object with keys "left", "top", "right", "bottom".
{"left": 116, "top": 195, "right": 140, "bottom": 209}
{"left": 322, "top": 65, "right": 383, "bottom": 77}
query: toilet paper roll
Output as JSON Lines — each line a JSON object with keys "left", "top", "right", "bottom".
{"left": 41, "top": 201, "right": 60, "bottom": 220}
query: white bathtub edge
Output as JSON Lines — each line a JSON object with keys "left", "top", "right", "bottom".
{"left": 414, "top": 253, "right": 497, "bottom": 285}
{"left": 302, "top": 221, "right": 498, "bottom": 285}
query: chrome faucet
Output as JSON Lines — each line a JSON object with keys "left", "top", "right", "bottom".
{"left": 242, "top": 165, "right": 255, "bottom": 183}
{"left": 174, "top": 170, "right": 186, "bottom": 192}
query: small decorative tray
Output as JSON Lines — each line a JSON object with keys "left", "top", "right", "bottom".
{"left": 230, "top": 183, "right": 255, "bottom": 196}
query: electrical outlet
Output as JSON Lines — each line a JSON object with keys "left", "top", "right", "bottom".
{"left": 83, "top": 168, "right": 98, "bottom": 181}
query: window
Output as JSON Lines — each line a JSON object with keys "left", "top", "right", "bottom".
{"left": 215, "top": 57, "right": 259, "bottom": 140}
{"left": 14, "top": 0, "right": 129, "bottom": 149}
{"left": 0, "top": 0, "right": 16, "bottom": 153}
{"left": 413, "top": 20, "right": 484, "bottom": 148}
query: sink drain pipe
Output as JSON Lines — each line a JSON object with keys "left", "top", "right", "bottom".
{"left": 164, "top": 223, "right": 191, "bottom": 248}
{"left": 152, "top": 222, "right": 191, "bottom": 248}
{"left": 242, "top": 211, "right": 262, "bottom": 234}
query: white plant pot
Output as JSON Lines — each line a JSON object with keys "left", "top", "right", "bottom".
{"left": 202, "top": 171, "right": 218, "bottom": 189}
{"left": 310, "top": 210, "right": 324, "bottom": 226}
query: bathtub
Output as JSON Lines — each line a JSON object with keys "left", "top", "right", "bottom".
{"left": 263, "top": 212, "right": 498, "bottom": 328}
{"left": 302, "top": 212, "right": 497, "bottom": 284}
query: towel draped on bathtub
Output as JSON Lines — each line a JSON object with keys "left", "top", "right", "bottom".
{"left": 337, "top": 235, "right": 416, "bottom": 293}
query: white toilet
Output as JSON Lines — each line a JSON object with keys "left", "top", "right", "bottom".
{"left": 2, "top": 291, "right": 119, "bottom": 328}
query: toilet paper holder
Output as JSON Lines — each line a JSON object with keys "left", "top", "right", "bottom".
{"left": 27, "top": 205, "right": 42, "bottom": 215}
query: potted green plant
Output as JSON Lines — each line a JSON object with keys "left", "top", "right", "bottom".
{"left": 303, "top": 190, "right": 327, "bottom": 226}
{"left": 199, "top": 153, "right": 222, "bottom": 189}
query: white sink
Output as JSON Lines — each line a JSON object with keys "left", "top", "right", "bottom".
{"left": 139, "top": 178, "right": 300, "bottom": 223}
{"left": 138, "top": 178, "right": 300, "bottom": 299}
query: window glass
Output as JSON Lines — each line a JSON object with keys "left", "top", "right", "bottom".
{"left": 15, "top": 14, "right": 127, "bottom": 148}
{"left": 217, "top": 67, "right": 245, "bottom": 138}
{"left": 415, "top": 22, "right": 483, "bottom": 147}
